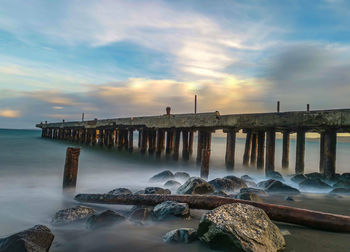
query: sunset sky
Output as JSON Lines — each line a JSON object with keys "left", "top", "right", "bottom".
{"left": 1, "top": 0, "right": 350, "bottom": 128}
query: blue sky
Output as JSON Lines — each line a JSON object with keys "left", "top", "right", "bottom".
{"left": 0, "top": 0, "right": 350, "bottom": 128}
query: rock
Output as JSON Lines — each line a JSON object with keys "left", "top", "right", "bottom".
{"left": 241, "top": 175, "right": 254, "bottom": 181}
{"left": 208, "top": 178, "right": 238, "bottom": 192}
{"left": 305, "top": 172, "right": 325, "bottom": 180}
{"left": 266, "top": 171, "right": 284, "bottom": 181}
{"left": 299, "top": 178, "right": 332, "bottom": 190}
{"left": 174, "top": 172, "right": 190, "bottom": 182}
{"left": 144, "top": 187, "right": 171, "bottom": 195}
{"left": 164, "top": 180, "right": 181, "bottom": 189}
{"left": 153, "top": 201, "right": 190, "bottom": 220}
{"left": 51, "top": 206, "right": 96, "bottom": 225}
{"left": 285, "top": 196, "right": 295, "bottom": 201}
{"left": 0, "top": 225, "right": 54, "bottom": 252}
{"left": 211, "top": 190, "right": 229, "bottom": 197}
{"left": 177, "top": 177, "right": 214, "bottom": 195}
{"left": 129, "top": 207, "right": 150, "bottom": 223}
{"left": 134, "top": 190, "right": 145, "bottom": 195}
{"left": 150, "top": 170, "right": 174, "bottom": 182}
{"left": 291, "top": 174, "right": 307, "bottom": 184}
{"left": 340, "top": 173, "right": 350, "bottom": 180}
{"left": 240, "top": 175, "right": 257, "bottom": 187}
{"left": 329, "top": 188, "right": 350, "bottom": 195}
{"left": 333, "top": 180, "right": 350, "bottom": 189}
{"left": 258, "top": 179, "right": 300, "bottom": 194}
{"left": 235, "top": 192, "right": 263, "bottom": 203}
{"left": 222, "top": 176, "right": 248, "bottom": 191}
{"left": 240, "top": 187, "right": 267, "bottom": 196}
{"left": 108, "top": 187, "right": 132, "bottom": 195}
{"left": 163, "top": 228, "right": 197, "bottom": 244}
{"left": 197, "top": 203, "right": 285, "bottom": 251}
{"left": 86, "top": 210, "right": 125, "bottom": 229}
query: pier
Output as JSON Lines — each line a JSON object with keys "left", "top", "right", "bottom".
{"left": 36, "top": 108, "right": 350, "bottom": 179}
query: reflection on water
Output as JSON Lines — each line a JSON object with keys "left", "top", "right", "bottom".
{"left": 0, "top": 129, "right": 350, "bottom": 251}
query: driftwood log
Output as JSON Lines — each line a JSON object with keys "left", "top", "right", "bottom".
{"left": 75, "top": 193, "right": 350, "bottom": 232}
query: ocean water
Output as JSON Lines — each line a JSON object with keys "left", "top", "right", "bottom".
{"left": 0, "top": 129, "right": 350, "bottom": 251}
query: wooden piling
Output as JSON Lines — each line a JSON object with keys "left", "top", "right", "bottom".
{"left": 225, "top": 129, "right": 236, "bottom": 170}
{"left": 257, "top": 131, "right": 265, "bottom": 169}
{"left": 63, "top": 147, "right": 80, "bottom": 189}
{"left": 156, "top": 129, "right": 165, "bottom": 157}
{"left": 295, "top": 129, "right": 305, "bottom": 174}
{"left": 282, "top": 131, "right": 290, "bottom": 169}
{"left": 140, "top": 129, "right": 148, "bottom": 154}
{"left": 265, "top": 129, "right": 275, "bottom": 174}
{"left": 148, "top": 130, "right": 156, "bottom": 154}
{"left": 128, "top": 129, "right": 133, "bottom": 152}
{"left": 182, "top": 130, "right": 190, "bottom": 160}
{"left": 91, "top": 129, "right": 97, "bottom": 146}
{"left": 166, "top": 128, "right": 174, "bottom": 156}
{"left": 319, "top": 132, "right": 325, "bottom": 173}
{"left": 200, "top": 149, "right": 210, "bottom": 179}
{"left": 173, "top": 129, "right": 181, "bottom": 160}
{"left": 189, "top": 131, "right": 194, "bottom": 154}
{"left": 243, "top": 130, "right": 252, "bottom": 167}
{"left": 250, "top": 133, "right": 258, "bottom": 166}
{"left": 98, "top": 129, "right": 104, "bottom": 147}
{"left": 323, "top": 129, "right": 337, "bottom": 179}
{"left": 196, "top": 131, "right": 204, "bottom": 164}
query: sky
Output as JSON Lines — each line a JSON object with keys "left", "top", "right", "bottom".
{"left": 1, "top": 0, "right": 350, "bottom": 128}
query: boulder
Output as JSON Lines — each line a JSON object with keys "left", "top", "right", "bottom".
{"left": 291, "top": 174, "right": 307, "bottom": 184}
{"left": 134, "top": 190, "right": 145, "bottom": 195}
{"left": 285, "top": 196, "right": 295, "bottom": 201}
{"left": 257, "top": 179, "right": 277, "bottom": 188}
{"left": 86, "top": 210, "right": 125, "bottom": 229}
{"left": 0, "top": 225, "right": 54, "bottom": 252}
{"left": 51, "top": 206, "right": 96, "bottom": 225}
{"left": 174, "top": 172, "right": 191, "bottom": 182}
{"left": 163, "top": 228, "right": 197, "bottom": 244}
{"left": 329, "top": 188, "right": 350, "bottom": 195}
{"left": 129, "top": 207, "right": 150, "bottom": 223}
{"left": 333, "top": 180, "right": 350, "bottom": 189}
{"left": 149, "top": 170, "right": 174, "bottom": 182}
{"left": 241, "top": 175, "right": 254, "bottom": 181}
{"left": 240, "top": 187, "right": 267, "bottom": 196}
{"left": 197, "top": 203, "right": 285, "bottom": 251}
{"left": 211, "top": 190, "right": 229, "bottom": 197}
{"left": 108, "top": 187, "right": 132, "bottom": 195}
{"left": 299, "top": 178, "right": 332, "bottom": 190}
{"left": 240, "top": 175, "right": 257, "bottom": 187}
{"left": 305, "top": 172, "right": 325, "bottom": 180}
{"left": 222, "top": 176, "right": 248, "bottom": 191}
{"left": 177, "top": 177, "right": 214, "bottom": 195}
{"left": 153, "top": 201, "right": 190, "bottom": 220}
{"left": 144, "top": 187, "right": 171, "bottom": 195}
{"left": 164, "top": 180, "right": 182, "bottom": 189}
{"left": 208, "top": 178, "right": 238, "bottom": 192}
{"left": 235, "top": 192, "right": 263, "bottom": 203}
{"left": 258, "top": 179, "right": 300, "bottom": 194}
{"left": 266, "top": 171, "right": 284, "bottom": 181}
{"left": 340, "top": 173, "right": 350, "bottom": 180}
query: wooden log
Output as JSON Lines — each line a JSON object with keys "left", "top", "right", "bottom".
{"left": 182, "top": 130, "right": 189, "bottom": 160}
{"left": 225, "top": 129, "right": 236, "bottom": 170}
{"left": 282, "top": 131, "right": 290, "bottom": 169}
{"left": 63, "top": 147, "right": 80, "bottom": 189}
{"left": 257, "top": 131, "right": 265, "bottom": 169}
{"left": 324, "top": 129, "right": 337, "bottom": 179}
{"left": 75, "top": 193, "right": 350, "bottom": 233}
{"left": 319, "top": 132, "right": 325, "bottom": 173}
{"left": 250, "top": 133, "right": 258, "bottom": 166}
{"left": 201, "top": 149, "right": 210, "bottom": 179}
{"left": 295, "top": 129, "right": 305, "bottom": 174}
{"left": 265, "top": 129, "right": 275, "bottom": 174}
{"left": 173, "top": 129, "right": 181, "bottom": 160}
{"left": 243, "top": 130, "right": 252, "bottom": 167}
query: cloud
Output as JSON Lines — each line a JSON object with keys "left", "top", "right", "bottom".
{"left": 0, "top": 109, "right": 21, "bottom": 118}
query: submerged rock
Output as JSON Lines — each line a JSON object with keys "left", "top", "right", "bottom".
{"left": 211, "top": 190, "right": 229, "bottom": 197}
{"left": 285, "top": 196, "right": 295, "bottom": 201}
{"left": 149, "top": 170, "right": 174, "bottom": 182}
{"left": 0, "top": 225, "right": 54, "bottom": 252}
{"left": 329, "top": 188, "right": 350, "bottom": 195}
{"left": 222, "top": 176, "right": 248, "bottom": 191}
{"left": 87, "top": 210, "right": 125, "bottom": 229}
{"left": 164, "top": 180, "right": 181, "bottom": 189}
{"left": 108, "top": 187, "right": 132, "bottom": 195}
{"left": 197, "top": 203, "right": 285, "bottom": 251}
{"left": 333, "top": 180, "right": 350, "bottom": 189}
{"left": 291, "top": 174, "right": 307, "bottom": 184}
{"left": 299, "top": 178, "right": 332, "bottom": 190}
{"left": 240, "top": 187, "right": 267, "bottom": 196}
{"left": 241, "top": 175, "right": 254, "bottom": 181}
{"left": 305, "top": 172, "right": 325, "bottom": 180}
{"left": 208, "top": 178, "right": 238, "bottom": 192}
{"left": 163, "top": 228, "right": 197, "bottom": 244}
{"left": 174, "top": 172, "right": 190, "bottom": 182}
{"left": 144, "top": 187, "right": 171, "bottom": 195}
{"left": 240, "top": 175, "right": 257, "bottom": 187}
{"left": 258, "top": 179, "right": 300, "bottom": 194}
{"left": 153, "top": 201, "right": 190, "bottom": 220}
{"left": 177, "top": 177, "right": 214, "bottom": 195}
{"left": 51, "top": 206, "right": 96, "bottom": 225}
{"left": 235, "top": 192, "right": 263, "bottom": 203}
{"left": 266, "top": 171, "right": 284, "bottom": 181}
{"left": 129, "top": 207, "right": 150, "bottom": 223}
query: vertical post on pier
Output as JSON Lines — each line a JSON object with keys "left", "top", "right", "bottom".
{"left": 257, "top": 131, "right": 265, "bottom": 169}
{"left": 307, "top": 104, "right": 310, "bottom": 112}
{"left": 323, "top": 129, "right": 337, "bottom": 179}
{"left": 91, "top": 129, "right": 97, "bottom": 146}
{"left": 196, "top": 130, "right": 204, "bottom": 164}
{"left": 140, "top": 129, "right": 148, "bottom": 154}
{"left": 243, "top": 130, "right": 252, "bottom": 167}
{"left": 148, "top": 130, "right": 156, "bottom": 154}
{"left": 265, "top": 129, "right": 275, "bottom": 174}
{"left": 250, "top": 133, "right": 258, "bottom": 166}
{"left": 128, "top": 129, "right": 133, "bottom": 152}
{"left": 182, "top": 130, "right": 189, "bottom": 160}
{"left": 98, "top": 129, "right": 104, "bottom": 147}
{"left": 173, "top": 129, "right": 181, "bottom": 160}
{"left": 200, "top": 149, "right": 210, "bottom": 179}
{"left": 295, "top": 129, "right": 305, "bottom": 174}
{"left": 156, "top": 129, "right": 163, "bottom": 157}
{"left": 277, "top": 101, "right": 280, "bottom": 113}
{"left": 319, "top": 132, "right": 325, "bottom": 173}
{"left": 63, "top": 147, "right": 80, "bottom": 190}
{"left": 195, "top": 95, "right": 197, "bottom": 114}
{"left": 189, "top": 131, "right": 194, "bottom": 154}
{"left": 225, "top": 128, "right": 236, "bottom": 170}
{"left": 108, "top": 129, "right": 114, "bottom": 148}
{"left": 138, "top": 130, "right": 141, "bottom": 149}
{"left": 123, "top": 130, "right": 129, "bottom": 150}
{"left": 282, "top": 131, "right": 290, "bottom": 169}
{"left": 115, "top": 129, "right": 119, "bottom": 146}
{"left": 166, "top": 128, "right": 174, "bottom": 157}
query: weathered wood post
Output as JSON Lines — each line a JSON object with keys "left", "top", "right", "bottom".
{"left": 63, "top": 147, "right": 81, "bottom": 189}
{"left": 257, "top": 131, "right": 265, "bottom": 169}
{"left": 189, "top": 131, "right": 194, "bottom": 154}
{"left": 148, "top": 130, "right": 156, "bottom": 154}
{"left": 91, "top": 129, "right": 97, "bottom": 146}
{"left": 138, "top": 130, "right": 142, "bottom": 148}
{"left": 140, "top": 129, "right": 148, "bottom": 154}
{"left": 265, "top": 129, "right": 275, "bottom": 174}
{"left": 156, "top": 129, "right": 165, "bottom": 157}
{"left": 173, "top": 129, "right": 181, "bottom": 160}
{"left": 182, "top": 130, "right": 190, "bottom": 160}
{"left": 108, "top": 129, "right": 114, "bottom": 148}
{"left": 196, "top": 130, "right": 204, "bottom": 164}
{"left": 277, "top": 101, "right": 280, "bottom": 113}
{"left": 295, "top": 129, "right": 305, "bottom": 174}
{"left": 118, "top": 129, "right": 124, "bottom": 150}
{"left": 243, "top": 130, "right": 252, "bottom": 167}
{"left": 201, "top": 149, "right": 210, "bottom": 179}
{"left": 319, "top": 132, "right": 325, "bottom": 173}
{"left": 225, "top": 128, "right": 236, "bottom": 170}
{"left": 250, "top": 133, "right": 258, "bottom": 166}
{"left": 166, "top": 128, "right": 174, "bottom": 157}
{"left": 98, "top": 129, "right": 104, "bottom": 147}
{"left": 128, "top": 129, "right": 133, "bottom": 152}
{"left": 323, "top": 129, "right": 337, "bottom": 179}
{"left": 80, "top": 129, "right": 86, "bottom": 144}
{"left": 282, "top": 131, "right": 290, "bottom": 169}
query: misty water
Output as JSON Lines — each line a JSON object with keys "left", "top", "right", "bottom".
{"left": 1, "top": 129, "right": 350, "bottom": 251}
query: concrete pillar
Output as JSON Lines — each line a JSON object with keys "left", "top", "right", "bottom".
{"left": 182, "top": 130, "right": 189, "bottom": 160}
{"left": 225, "top": 129, "right": 236, "bottom": 170}
{"left": 265, "top": 129, "right": 275, "bottom": 174}
{"left": 173, "top": 129, "right": 181, "bottom": 160}
{"left": 243, "top": 130, "right": 252, "bottom": 167}
{"left": 282, "top": 131, "right": 290, "bottom": 169}
{"left": 257, "top": 131, "right": 265, "bottom": 169}
{"left": 128, "top": 129, "right": 133, "bottom": 152}
{"left": 250, "top": 133, "right": 258, "bottom": 166}
{"left": 323, "top": 129, "right": 337, "bottom": 179}
{"left": 166, "top": 128, "right": 174, "bottom": 156}
{"left": 295, "top": 129, "right": 305, "bottom": 174}
{"left": 189, "top": 131, "right": 194, "bottom": 154}
{"left": 319, "top": 132, "right": 325, "bottom": 173}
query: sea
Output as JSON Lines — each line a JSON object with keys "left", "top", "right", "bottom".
{"left": 0, "top": 128, "right": 349, "bottom": 251}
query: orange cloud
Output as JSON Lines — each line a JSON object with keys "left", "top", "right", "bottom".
{"left": 0, "top": 109, "right": 21, "bottom": 118}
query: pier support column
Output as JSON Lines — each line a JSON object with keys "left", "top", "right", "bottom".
{"left": 196, "top": 130, "right": 204, "bottom": 164}
{"left": 138, "top": 130, "right": 141, "bottom": 149}
{"left": 250, "top": 133, "right": 258, "bottom": 166}
{"left": 243, "top": 130, "right": 252, "bottom": 167}
{"left": 63, "top": 147, "right": 80, "bottom": 190}
{"left": 148, "top": 130, "right": 156, "bottom": 154}
{"left": 91, "top": 129, "right": 97, "bottom": 146}
{"left": 98, "top": 129, "right": 104, "bottom": 147}
{"left": 128, "top": 129, "right": 134, "bottom": 152}
{"left": 173, "top": 129, "right": 181, "bottom": 160}
{"left": 166, "top": 128, "right": 174, "bottom": 157}
{"left": 225, "top": 128, "right": 236, "bottom": 170}
{"left": 201, "top": 149, "right": 210, "bottom": 179}
{"left": 182, "top": 130, "right": 190, "bottom": 160}
{"left": 140, "top": 129, "right": 148, "bottom": 154}
{"left": 189, "top": 131, "right": 194, "bottom": 154}
{"left": 107, "top": 129, "right": 114, "bottom": 148}
{"left": 257, "top": 131, "right": 265, "bottom": 169}
{"left": 323, "top": 129, "right": 337, "bottom": 179}
{"left": 295, "top": 129, "right": 305, "bottom": 174}
{"left": 265, "top": 129, "right": 275, "bottom": 175}
{"left": 156, "top": 129, "right": 165, "bottom": 157}
{"left": 282, "top": 131, "right": 290, "bottom": 169}
{"left": 319, "top": 132, "right": 325, "bottom": 173}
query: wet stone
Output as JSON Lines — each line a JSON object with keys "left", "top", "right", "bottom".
{"left": 51, "top": 205, "right": 96, "bottom": 225}
{"left": 299, "top": 178, "right": 332, "bottom": 190}
{"left": 240, "top": 187, "right": 267, "bottom": 196}
{"left": 235, "top": 192, "right": 263, "bottom": 203}
{"left": 153, "top": 201, "right": 190, "bottom": 220}
{"left": 163, "top": 228, "right": 197, "bottom": 244}
{"left": 222, "top": 176, "right": 248, "bottom": 191}
{"left": 329, "top": 188, "right": 350, "bottom": 195}
{"left": 209, "top": 178, "right": 238, "bottom": 193}
{"left": 164, "top": 180, "right": 182, "bottom": 189}
{"left": 108, "top": 187, "right": 132, "bottom": 195}
{"left": 266, "top": 171, "right": 284, "bottom": 181}
{"left": 129, "top": 207, "right": 150, "bottom": 223}
{"left": 174, "top": 172, "right": 190, "bottom": 182}
{"left": 86, "top": 210, "right": 125, "bottom": 229}
{"left": 144, "top": 187, "right": 171, "bottom": 195}
{"left": 291, "top": 174, "right": 307, "bottom": 184}
{"left": 149, "top": 170, "right": 174, "bottom": 182}
{"left": 177, "top": 177, "right": 214, "bottom": 195}
{"left": 333, "top": 180, "right": 350, "bottom": 189}
{"left": 211, "top": 190, "right": 229, "bottom": 197}
{"left": 258, "top": 179, "right": 300, "bottom": 194}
